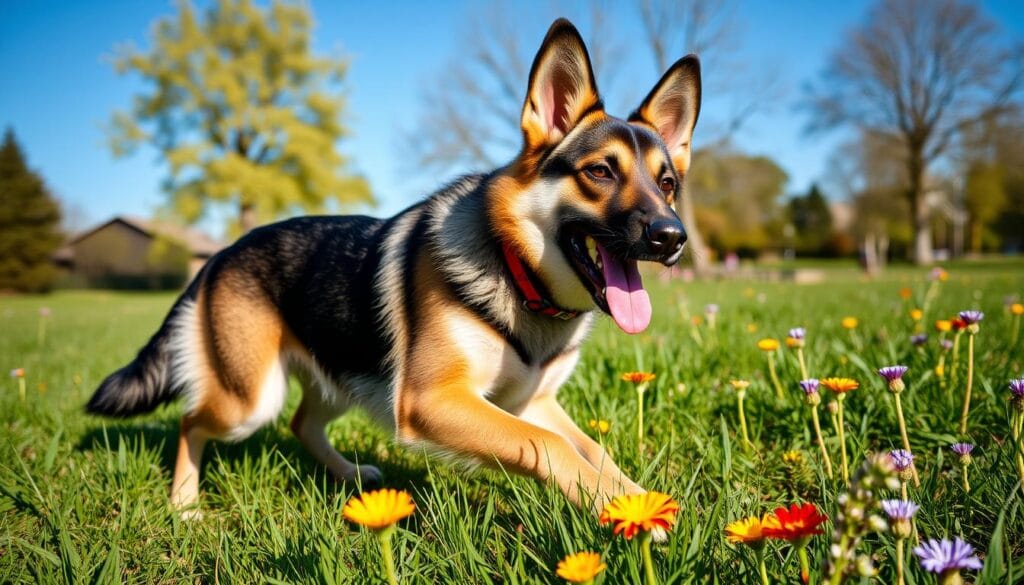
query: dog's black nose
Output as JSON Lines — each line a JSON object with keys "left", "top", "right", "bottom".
{"left": 645, "top": 219, "right": 687, "bottom": 257}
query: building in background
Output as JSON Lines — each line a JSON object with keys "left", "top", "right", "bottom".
{"left": 54, "top": 216, "right": 222, "bottom": 289}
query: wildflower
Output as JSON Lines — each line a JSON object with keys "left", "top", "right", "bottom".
{"left": 821, "top": 378, "right": 858, "bottom": 393}
{"left": 757, "top": 338, "right": 779, "bottom": 351}
{"left": 555, "top": 552, "right": 606, "bottom": 584}
{"left": 822, "top": 378, "right": 858, "bottom": 482}
{"left": 623, "top": 372, "right": 656, "bottom": 452}
{"left": 730, "top": 379, "right": 750, "bottom": 390}
{"left": 764, "top": 502, "right": 828, "bottom": 542}
{"left": 1013, "top": 303, "right": 1024, "bottom": 316}
{"left": 588, "top": 419, "right": 611, "bottom": 435}
{"left": 1012, "top": 304, "right": 1023, "bottom": 344}
{"left": 957, "top": 311, "right": 983, "bottom": 435}
{"left": 10, "top": 368, "right": 24, "bottom": 378}
{"left": 789, "top": 327, "right": 806, "bottom": 341}
{"left": 747, "top": 323, "right": 758, "bottom": 333}
{"left": 343, "top": 489, "right": 416, "bottom": 585}
{"left": 882, "top": 499, "right": 919, "bottom": 585}
{"left": 705, "top": 303, "right": 719, "bottom": 314}
{"left": 950, "top": 443, "right": 974, "bottom": 493}
{"left": 914, "top": 537, "right": 981, "bottom": 584}
{"left": 909, "top": 309, "right": 923, "bottom": 321}
{"left": 788, "top": 327, "right": 810, "bottom": 378}
{"left": 950, "top": 318, "right": 967, "bottom": 331}
{"left": 910, "top": 333, "right": 928, "bottom": 347}
{"left": 783, "top": 450, "right": 803, "bottom": 464}
{"left": 730, "top": 380, "right": 752, "bottom": 446}
{"left": 786, "top": 336, "right": 801, "bottom": 348}
{"left": 957, "top": 310, "right": 983, "bottom": 327}
{"left": 930, "top": 267, "right": 949, "bottom": 281}
{"left": 800, "top": 379, "right": 833, "bottom": 479}
{"left": 1010, "top": 378, "right": 1024, "bottom": 403}
{"left": 1008, "top": 379, "right": 1024, "bottom": 495}
{"left": 935, "top": 319, "right": 952, "bottom": 332}
{"left": 691, "top": 315, "right": 703, "bottom": 326}
{"left": 38, "top": 307, "right": 51, "bottom": 317}
{"left": 940, "top": 339, "right": 953, "bottom": 351}
{"left": 10, "top": 368, "right": 26, "bottom": 402}
{"left": 899, "top": 287, "right": 912, "bottom": 300}
{"left": 826, "top": 455, "right": 899, "bottom": 585}
{"left": 601, "top": 492, "right": 679, "bottom": 585}
{"left": 876, "top": 366, "right": 908, "bottom": 393}
{"left": 889, "top": 449, "right": 915, "bottom": 497}
{"left": 758, "top": 339, "right": 784, "bottom": 399}
{"left": 725, "top": 514, "right": 777, "bottom": 585}
{"left": 841, "top": 317, "right": 858, "bottom": 329}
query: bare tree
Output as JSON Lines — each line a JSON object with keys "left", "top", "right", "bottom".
{"left": 806, "top": 0, "right": 1023, "bottom": 265}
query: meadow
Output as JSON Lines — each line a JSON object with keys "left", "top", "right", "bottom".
{"left": 1, "top": 260, "right": 1023, "bottom": 584}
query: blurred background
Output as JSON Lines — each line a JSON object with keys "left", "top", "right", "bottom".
{"left": 1, "top": 0, "right": 1022, "bottom": 293}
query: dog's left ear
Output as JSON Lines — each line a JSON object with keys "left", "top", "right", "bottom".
{"left": 629, "top": 56, "right": 702, "bottom": 176}
{"left": 521, "top": 19, "right": 602, "bottom": 152}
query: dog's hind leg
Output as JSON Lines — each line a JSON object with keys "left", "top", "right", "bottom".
{"left": 289, "top": 371, "right": 383, "bottom": 488}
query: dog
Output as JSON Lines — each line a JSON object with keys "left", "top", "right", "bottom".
{"left": 87, "top": 18, "right": 701, "bottom": 515}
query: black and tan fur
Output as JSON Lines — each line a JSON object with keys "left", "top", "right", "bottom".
{"left": 87, "top": 19, "right": 701, "bottom": 515}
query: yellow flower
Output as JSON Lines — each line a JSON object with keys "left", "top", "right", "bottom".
{"left": 786, "top": 337, "right": 800, "bottom": 348}
{"left": 724, "top": 514, "right": 778, "bottom": 545}
{"left": 841, "top": 317, "right": 858, "bottom": 329}
{"left": 555, "top": 551, "right": 606, "bottom": 583}
{"left": 757, "top": 338, "right": 780, "bottom": 351}
{"left": 599, "top": 491, "right": 679, "bottom": 540}
{"left": 820, "top": 377, "right": 859, "bottom": 393}
{"left": 909, "top": 309, "right": 923, "bottom": 321}
{"left": 1012, "top": 303, "right": 1024, "bottom": 316}
{"left": 342, "top": 489, "right": 415, "bottom": 531}
{"left": 935, "top": 319, "right": 952, "bottom": 332}
{"left": 934, "top": 364, "right": 945, "bottom": 377}
{"left": 782, "top": 450, "right": 803, "bottom": 464}
{"left": 691, "top": 315, "right": 703, "bottom": 326}
{"left": 729, "top": 379, "right": 750, "bottom": 391}
{"left": 621, "top": 372, "right": 656, "bottom": 385}
{"left": 588, "top": 419, "right": 611, "bottom": 434}
{"left": 747, "top": 323, "right": 759, "bottom": 333}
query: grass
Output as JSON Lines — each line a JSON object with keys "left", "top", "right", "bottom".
{"left": 1, "top": 260, "right": 1023, "bottom": 583}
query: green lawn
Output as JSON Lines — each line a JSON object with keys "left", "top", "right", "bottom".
{"left": 2, "top": 261, "right": 1023, "bottom": 583}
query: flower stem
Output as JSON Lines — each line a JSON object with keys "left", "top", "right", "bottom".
{"left": 1013, "top": 412, "right": 1024, "bottom": 493}
{"left": 640, "top": 530, "right": 658, "bottom": 585}
{"left": 798, "top": 545, "right": 810, "bottom": 585}
{"left": 756, "top": 548, "right": 771, "bottom": 585}
{"left": 37, "top": 317, "right": 46, "bottom": 345}
{"left": 950, "top": 332, "right": 962, "bottom": 389}
{"left": 958, "top": 333, "right": 975, "bottom": 435}
{"left": 18, "top": 378, "right": 26, "bottom": 402}
{"left": 738, "top": 391, "right": 751, "bottom": 448}
{"left": 636, "top": 386, "right": 646, "bottom": 454}
{"left": 379, "top": 528, "right": 398, "bottom": 585}
{"left": 895, "top": 538, "right": 905, "bottom": 585}
{"left": 893, "top": 393, "right": 919, "bottom": 487}
{"left": 939, "top": 570, "right": 965, "bottom": 585}
{"left": 810, "top": 406, "right": 833, "bottom": 479}
{"left": 961, "top": 463, "right": 970, "bottom": 493}
{"left": 1012, "top": 314, "right": 1021, "bottom": 346}
{"left": 837, "top": 396, "right": 849, "bottom": 484}
{"left": 767, "top": 353, "right": 784, "bottom": 400}
{"left": 797, "top": 348, "right": 809, "bottom": 381}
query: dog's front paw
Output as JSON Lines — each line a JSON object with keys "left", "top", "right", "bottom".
{"left": 354, "top": 464, "right": 384, "bottom": 490}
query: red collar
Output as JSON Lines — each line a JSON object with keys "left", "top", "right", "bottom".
{"left": 501, "top": 243, "right": 581, "bottom": 321}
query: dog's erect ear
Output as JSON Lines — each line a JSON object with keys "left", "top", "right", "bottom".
{"left": 629, "top": 56, "right": 701, "bottom": 175}
{"left": 520, "top": 19, "right": 602, "bottom": 152}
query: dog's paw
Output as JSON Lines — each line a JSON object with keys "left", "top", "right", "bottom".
{"left": 178, "top": 507, "right": 204, "bottom": 522}
{"left": 354, "top": 464, "right": 384, "bottom": 490}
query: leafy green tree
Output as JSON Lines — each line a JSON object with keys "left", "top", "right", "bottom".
{"left": 964, "top": 163, "right": 1007, "bottom": 252}
{"left": 109, "top": 0, "right": 372, "bottom": 234}
{"left": 787, "top": 183, "right": 834, "bottom": 255}
{"left": 0, "top": 129, "right": 63, "bottom": 292}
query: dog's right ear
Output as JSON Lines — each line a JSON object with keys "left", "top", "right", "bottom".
{"left": 520, "top": 19, "right": 602, "bottom": 152}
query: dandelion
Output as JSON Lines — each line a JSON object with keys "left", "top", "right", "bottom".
{"left": 10, "top": 368, "right": 26, "bottom": 402}
{"left": 587, "top": 419, "right": 611, "bottom": 435}
{"left": 950, "top": 443, "right": 974, "bottom": 493}
{"left": 914, "top": 537, "right": 981, "bottom": 585}
{"left": 600, "top": 492, "right": 679, "bottom": 585}
{"left": 821, "top": 378, "right": 858, "bottom": 482}
{"left": 556, "top": 552, "right": 606, "bottom": 584}
{"left": 877, "top": 366, "right": 918, "bottom": 487}
{"left": 1009, "top": 379, "right": 1024, "bottom": 491}
{"left": 622, "top": 372, "right": 656, "bottom": 453}
{"left": 343, "top": 489, "right": 416, "bottom": 585}
{"left": 765, "top": 502, "right": 828, "bottom": 585}
{"left": 882, "top": 499, "right": 919, "bottom": 585}
{"left": 725, "top": 514, "right": 777, "bottom": 585}
{"left": 800, "top": 379, "right": 833, "bottom": 479}
{"left": 757, "top": 338, "right": 784, "bottom": 400}
{"left": 730, "top": 379, "right": 752, "bottom": 447}
{"left": 957, "top": 311, "right": 983, "bottom": 435}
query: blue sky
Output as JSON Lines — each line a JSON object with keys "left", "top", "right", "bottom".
{"left": 1, "top": 1, "right": 1022, "bottom": 237}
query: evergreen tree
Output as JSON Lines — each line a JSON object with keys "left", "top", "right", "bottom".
{"left": 0, "top": 129, "right": 63, "bottom": 292}
{"left": 108, "top": 0, "right": 372, "bottom": 235}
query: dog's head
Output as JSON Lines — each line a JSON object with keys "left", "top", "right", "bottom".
{"left": 493, "top": 19, "right": 701, "bottom": 334}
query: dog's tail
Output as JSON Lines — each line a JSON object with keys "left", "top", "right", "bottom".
{"left": 86, "top": 278, "right": 201, "bottom": 418}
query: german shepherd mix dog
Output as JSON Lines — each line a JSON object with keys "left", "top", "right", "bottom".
{"left": 88, "top": 19, "right": 700, "bottom": 515}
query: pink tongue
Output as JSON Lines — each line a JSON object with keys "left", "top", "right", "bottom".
{"left": 597, "top": 243, "right": 652, "bottom": 334}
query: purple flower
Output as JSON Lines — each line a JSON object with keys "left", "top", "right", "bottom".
{"left": 877, "top": 366, "right": 908, "bottom": 382}
{"left": 914, "top": 537, "right": 982, "bottom": 574}
{"left": 1009, "top": 379, "right": 1024, "bottom": 398}
{"left": 958, "top": 310, "right": 984, "bottom": 325}
{"left": 889, "top": 449, "right": 914, "bottom": 471}
{"left": 705, "top": 303, "right": 719, "bottom": 315}
{"left": 788, "top": 327, "right": 806, "bottom": 340}
{"left": 881, "top": 499, "right": 920, "bottom": 521}
{"left": 799, "top": 379, "right": 820, "bottom": 394}
{"left": 950, "top": 442, "right": 974, "bottom": 456}
{"left": 911, "top": 334, "right": 928, "bottom": 346}
{"left": 38, "top": 307, "right": 51, "bottom": 317}
{"left": 940, "top": 339, "right": 954, "bottom": 351}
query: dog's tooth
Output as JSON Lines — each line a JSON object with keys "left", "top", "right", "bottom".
{"left": 585, "top": 236, "right": 598, "bottom": 263}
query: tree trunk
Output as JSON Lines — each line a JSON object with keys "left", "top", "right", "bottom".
{"left": 240, "top": 202, "right": 257, "bottom": 234}
{"left": 676, "top": 183, "right": 709, "bottom": 275}
{"left": 906, "top": 153, "right": 933, "bottom": 265}
{"left": 864, "top": 232, "right": 879, "bottom": 276}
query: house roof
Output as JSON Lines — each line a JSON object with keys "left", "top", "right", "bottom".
{"left": 61, "top": 216, "right": 224, "bottom": 258}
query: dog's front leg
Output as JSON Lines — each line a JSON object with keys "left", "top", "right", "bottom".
{"left": 399, "top": 388, "right": 621, "bottom": 512}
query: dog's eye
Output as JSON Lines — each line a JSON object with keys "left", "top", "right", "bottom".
{"left": 659, "top": 177, "right": 676, "bottom": 194}
{"left": 585, "top": 164, "right": 613, "bottom": 180}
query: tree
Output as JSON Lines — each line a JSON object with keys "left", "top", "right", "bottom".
{"left": 0, "top": 129, "right": 63, "bottom": 292}
{"left": 806, "top": 0, "right": 1023, "bottom": 265}
{"left": 109, "top": 0, "right": 372, "bottom": 234}
{"left": 963, "top": 163, "right": 1006, "bottom": 252}
{"left": 787, "top": 183, "right": 834, "bottom": 255}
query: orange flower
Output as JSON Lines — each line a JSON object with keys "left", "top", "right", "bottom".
{"left": 9, "top": 368, "right": 25, "bottom": 378}
{"left": 1012, "top": 303, "right": 1024, "bottom": 316}
{"left": 763, "top": 503, "right": 828, "bottom": 541}
{"left": 691, "top": 315, "right": 703, "bottom": 326}
{"left": 725, "top": 514, "right": 779, "bottom": 545}
{"left": 951, "top": 318, "right": 967, "bottom": 331}
{"left": 820, "top": 377, "right": 859, "bottom": 393}
{"left": 556, "top": 551, "right": 606, "bottom": 583}
{"left": 899, "top": 287, "right": 912, "bottom": 300}
{"left": 841, "top": 317, "right": 858, "bottom": 329}
{"left": 786, "top": 337, "right": 800, "bottom": 348}
{"left": 757, "top": 338, "right": 780, "bottom": 351}
{"left": 935, "top": 319, "right": 952, "bottom": 332}
{"left": 909, "top": 309, "right": 923, "bottom": 321}
{"left": 621, "top": 372, "right": 656, "bottom": 385}
{"left": 599, "top": 491, "right": 679, "bottom": 540}
{"left": 342, "top": 489, "right": 415, "bottom": 531}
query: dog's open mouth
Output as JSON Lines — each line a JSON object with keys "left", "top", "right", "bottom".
{"left": 564, "top": 230, "right": 652, "bottom": 334}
